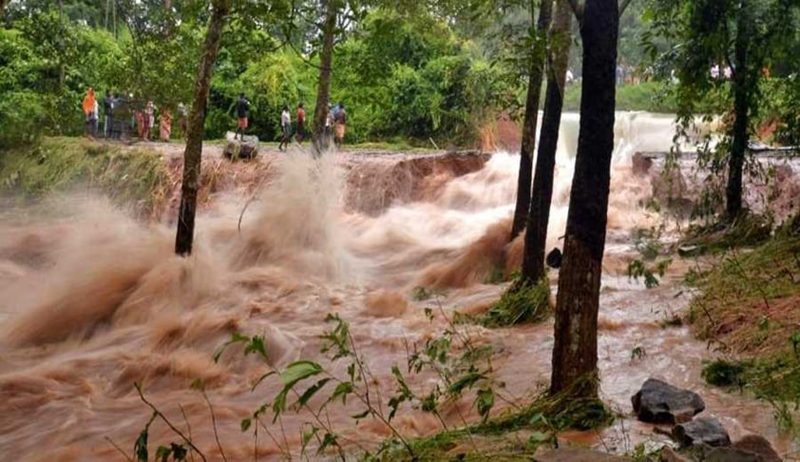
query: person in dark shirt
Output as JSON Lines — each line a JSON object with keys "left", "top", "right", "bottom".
{"left": 235, "top": 93, "right": 250, "bottom": 140}
{"left": 103, "top": 91, "right": 113, "bottom": 138}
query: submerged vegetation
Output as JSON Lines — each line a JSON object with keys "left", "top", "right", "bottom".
{"left": 478, "top": 276, "right": 552, "bottom": 327}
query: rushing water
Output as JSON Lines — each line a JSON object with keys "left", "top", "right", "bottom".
{"left": 0, "top": 112, "right": 794, "bottom": 460}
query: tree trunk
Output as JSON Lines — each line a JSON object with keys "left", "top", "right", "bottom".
{"left": 510, "top": 0, "right": 554, "bottom": 240}
{"left": 521, "top": 0, "right": 572, "bottom": 284}
{"left": 550, "top": 0, "right": 618, "bottom": 399}
{"left": 312, "top": 0, "right": 338, "bottom": 154}
{"left": 726, "top": 5, "right": 750, "bottom": 221}
{"left": 174, "top": 0, "right": 230, "bottom": 256}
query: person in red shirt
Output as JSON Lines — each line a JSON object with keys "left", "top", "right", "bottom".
{"left": 295, "top": 103, "right": 306, "bottom": 143}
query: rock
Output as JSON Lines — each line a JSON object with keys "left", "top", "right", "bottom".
{"left": 733, "top": 435, "right": 782, "bottom": 462}
{"left": 684, "top": 444, "right": 770, "bottom": 462}
{"left": 223, "top": 132, "right": 259, "bottom": 160}
{"left": 703, "top": 447, "right": 761, "bottom": 462}
{"left": 633, "top": 152, "right": 654, "bottom": 176}
{"left": 534, "top": 447, "right": 631, "bottom": 462}
{"left": 631, "top": 378, "right": 705, "bottom": 424}
{"left": 546, "top": 248, "right": 562, "bottom": 269}
{"left": 660, "top": 447, "right": 690, "bottom": 462}
{"left": 672, "top": 417, "right": 731, "bottom": 448}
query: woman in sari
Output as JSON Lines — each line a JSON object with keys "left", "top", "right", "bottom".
{"left": 82, "top": 88, "right": 97, "bottom": 138}
{"left": 159, "top": 109, "right": 172, "bottom": 142}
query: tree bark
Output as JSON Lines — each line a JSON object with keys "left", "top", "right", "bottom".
{"left": 726, "top": 4, "right": 750, "bottom": 221}
{"left": 174, "top": 0, "right": 230, "bottom": 256}
{"left": 521, "top": 0, "right": 572, "bottom": 284}
{"left": 550, "top": 0, "right": 618, "bottom": 399}
{"left": 312, "top": 0, "right": 338, "bottom": 154}
{"left": 510, "top": 0, "right": 554, "bottom": 240}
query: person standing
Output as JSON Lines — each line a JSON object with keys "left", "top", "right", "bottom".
{"left": 333, "top": 102, "right": 347, "bottom": 147}
{"left": 295, "top": 103, "right": 306, "bottom": 143}
{"left": 90, "top": 97, "right": 99, "bottom": 138}
{"left": 177, "top": 102, "right": 188, "bottom": 138}
{"left": 279, "top": 105, "right": 291, "bottom": 151}
{"left": 143, "top": 100, "right": 154, "bottom": 140}
{"left": 235, "top": 93, "right": 249, "bottom": 140}
{"left": 160, "top": 109, "right": 172, "bottom": 142}
{"left": 82, "top": 87, "right": 97, "bottom": 138}
{"left": 103, "top": 91, "right": 113, "bottom": 138}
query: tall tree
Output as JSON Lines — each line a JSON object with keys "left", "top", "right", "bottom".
{"left": 312, "top": 0, "right": 340, "bottom": 154}
{"left": 550, "top": 0, "right": 618, "bottom": 398}
{"left": 510, "top": 0, "right": 554, "bottom": 240}
{"left": 520, "top": 0, "right": 572, "bottom": 285}
{"left": 646, "top": 0, "right": 796, "bottom": 221}
{"left": 174, "top": 0, "right": 230, "bottom": 256}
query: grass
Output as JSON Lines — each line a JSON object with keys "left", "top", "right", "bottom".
{"left": 0, "top": 136, "right": 171, "bottom": 218}
{"left": 563, "top": 81, "right": 678, "bottom": 113}
{"left": 478, "top": 276, "right": 552, "bottom": 328}
{"left": 680, "top": 212, "right": 773, "bottom": 255}
{"left": 688, "top": 231, "right": 800, "bottom": 427}
{"left": 381, "top": 377, "right": 613, "bottom": 461}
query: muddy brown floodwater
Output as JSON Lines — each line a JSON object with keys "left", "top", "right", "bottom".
{"left": 1, "top": 112, "right": 798, "bottom": 461}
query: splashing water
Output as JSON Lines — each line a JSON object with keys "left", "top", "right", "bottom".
{"left": 0, "top": 113, "right": 791, "bottom": 460}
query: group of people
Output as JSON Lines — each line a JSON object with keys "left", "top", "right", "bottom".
{"left": 82, "top": 87, "right": 188, "bottom": 142}
{"left": 234, "top": 93, "right": 348, "bottom": 149}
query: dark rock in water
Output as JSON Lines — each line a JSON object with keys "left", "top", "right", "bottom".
{"left": 672, "top": 417, "right": 731, "bottom": 448}
{"left": 732, "top": 435, "right": 782, "bottom": 462}
{"left": 683, "top": 443, "right": 776, "bottom": 462}
{"left": 632, "top": 152, "right": 654, "bottom": 176}
{"left": 631, "top": 378, "right": 705, "bottom": 424}
{"left": 546, "top": 248, "right": 562, "bottom": 269}
{"left": 534, "top": 447, "right": 631, "bottom": 461}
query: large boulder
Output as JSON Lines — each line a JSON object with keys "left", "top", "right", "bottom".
{"left": 672, "top": 417, "right": 731, "bottom": 448}
{"left": 632, "top": 378, "right": 705, "bottom": 424}
{"left": 223, "top": 132, "right": 259, "bottom": 160}
{"left": 732, "top": 435, "right": 782, "bottom": 462}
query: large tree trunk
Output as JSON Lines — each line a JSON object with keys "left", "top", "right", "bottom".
{"left": 521, "top": 0, "right": 572, "bottom": 284}
{"left": 726, "top": 5, "right": 750, "bottom": 221}
{"left": 174, "top": 0, "right": 230, "bottom": 256}
{"left": 312, "top": 0, "right": 338, "bottom": 154}
{"left": 510, "top": 0, "right": 554, "bottom": 240}
{"left": 550, "top": 0, "right": 618, "bottom": 399}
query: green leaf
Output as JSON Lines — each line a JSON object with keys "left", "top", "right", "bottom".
{"left": 476, "top": 387, "right": 495, "bottom": 420}
{"left": 280, "top": 361, "right": 323, "bottom": 388}
{"left": 448, "top": 370, "right": 483, "bottom": 396}
{"left": 351, "top": 409, "right": 370, "bottom": 420}
{"left": 296, "top": 378, "right": 332, "bottom": 408}
{"left": 244, "top": 335, "right": 269, "bottom": 361}
{"left": 251, "top": 370, "right": 276, "bottom": 391}
{"left": 317, "top": 432, "right": 339, "bottom": 455}
{"left": 329, "top": 381, "right": 354, "bottom": 405}
{"left": 213, "top": 332, "right": 250, "bottom": 363}
{"left": 240, "top": 418, "right": 252, "bottom": 432}
{"left": 301, "top": 426, "right": 320, "bottom": 455}
{"left": 156, "top": 445, "right": 171, "bottom": 462}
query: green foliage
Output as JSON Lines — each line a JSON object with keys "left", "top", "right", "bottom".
{"left": 627, "top": 258, "right": 672, "bottom": 289}
{"left": 0, "top": 14, "right": 125, "bottom": 142}
{"left": 479, "top": 276, "right": 551, "bottom": 327}
{"left": 681, "top": 212, "right": 773, "bottom": 255}
{"left": 702, "top": 359, "right": 746, "bottom": 387}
